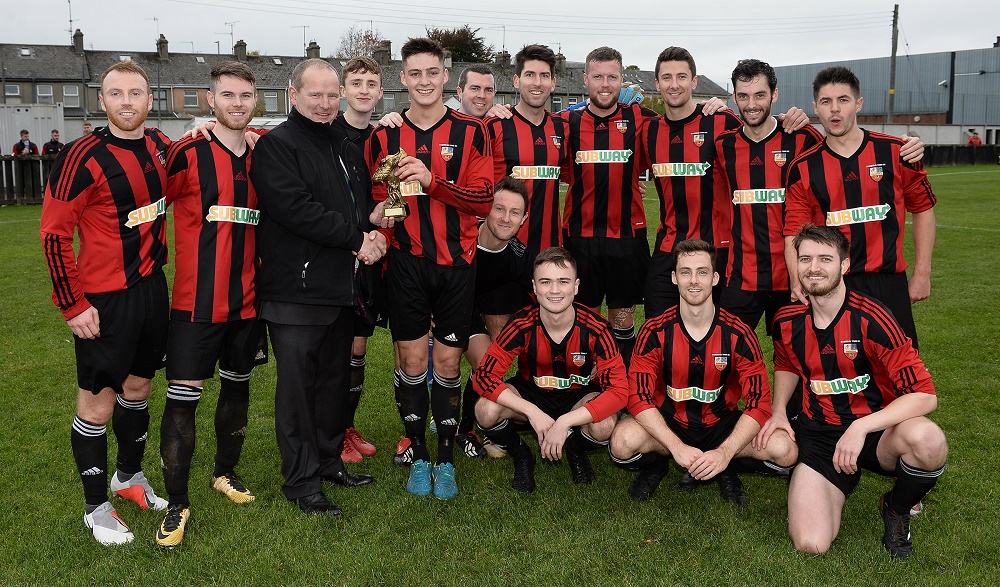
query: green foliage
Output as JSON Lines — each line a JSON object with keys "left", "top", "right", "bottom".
{"left": 425, "top": 25, "right": 494, "bottom": 63}
{"left": 1, "top": 166, "right": 997, "bottom": 584}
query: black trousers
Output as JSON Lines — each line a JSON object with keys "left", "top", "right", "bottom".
{"left": 267, "top": 311, "right": 353, "bottom": 500}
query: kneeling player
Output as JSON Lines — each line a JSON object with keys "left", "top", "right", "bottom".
{"left": 610, "top": 239, "right": 796, "bottom": 504}
{"left": 760, "top": 225, "right": 947, "bottom": 558}
{"left": 472, "top": 247, "right": 628, "bottom": 492}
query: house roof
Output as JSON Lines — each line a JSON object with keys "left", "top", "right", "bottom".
{"left": 0, "top": 43, "right": 89, "bottom": 81}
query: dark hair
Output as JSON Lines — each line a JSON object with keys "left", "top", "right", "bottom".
{"left": 342, "top": 56, "right": 382, "bottom": 79}
{"left": 793, "top": 224, "right": 850, "bottom": 261}
{"left": 100, "top": 61, "right": 150, "bottom": 92}
{"left": 585, "top": 46, "right": 622, "bottom": 72}
{"left": 731, "top": 59, "right": 776, "bottom": 93}
{"left": 494, "top": 176, "right": 529, "bottom": 210}
{"left": 51, "top": 129, "right": 59, "bottom": 134}
{"left": 673, "top": 238, "right": 716, "bottom": 271}
{"left": 458, "top": 65, "right": 494, "bottom": 89}
{"left": 812, "top": 66, "right": 860, "bottom": 100}
{"left": 291, "top": 58, "right": 337, "bottom": 91}
{"left": 210, "top": 61, "right": 256, "bottom": 92}
{"left": 515, "top": 44, "right": 556, "bottom": 77}
{"left": 655, "top": 46, "right": 696, "bottom": 78}
{"left": 533, "top": 246, "right": 577, "bottom": 276}
{"left": 20, "top": 129, "right": 29, "bottom": 136}
{"left": 401, "top": 37, "right": 444, "bottom": 64}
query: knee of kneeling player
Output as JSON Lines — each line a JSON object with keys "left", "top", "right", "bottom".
{"left": 585, "top": 416, "right": 616, "bottom": 442}
{"left": 475, "top": 398, "right": 502, "bottom": 428}
{"left": 608, "top": 428, "right": 639, "bottom": 461}
{"left": 907, "top": 422, "right": 949, "bottom": 468}
{"left": 767, "top": 431, "right": 799, "bottom": 467}
{"left": 791, "top": 533, "right": 832, "bottom": 555}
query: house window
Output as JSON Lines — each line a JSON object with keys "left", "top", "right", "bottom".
{"left": 263, "top": 91, "right": 278, "bottom": 112}
{"left": 62, "top": 85, "right": 80, "bottom": 107}
{"left": 196, "top": 56, "right": 206, "bottom": 64}
{"left": 19, "top": 47, "right": 33, "bottom": 58}
{"left": 493, "top": 94, "right": 504, "bottom": 105}
{"left": 5, "top": 84, "right": 20, "bottom": 97}
{"left": 119, "top": 55, "right": 131, "bottom": 61}
{"left": 551, "top": 96, "right": 562, "bottom": 110}
{"left": 382, "top": 93, "right": 395, "bottom": 112}
{"left": 184, "top": 90, "right": 199, "bottom": 108}
{"left": 511, "top": 93, "right": 520, "bottom": 106}
{"left": 273, "top": 58, "right": 282, "bottom": 65}
{"left": 153, "top": 89, "right": 168, "bottom": 111}
{"left": 568, "top": 97, "right": 578, "bottom": 105}
{"left": 37, "top": 84, "right": 54, "bottom": 104}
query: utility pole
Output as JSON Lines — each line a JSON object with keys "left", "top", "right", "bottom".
{"left": 887, "top": 4, "right": 899, "bottom": 126}
{"left": 291, "top": 25, "right": 309, "bottom": 56}
{"left": 67, "top": 0, "right": 77, "bottom": 44}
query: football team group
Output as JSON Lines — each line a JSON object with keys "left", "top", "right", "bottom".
{"left": 40, "top": 36, "right": 947, "bottom": 559}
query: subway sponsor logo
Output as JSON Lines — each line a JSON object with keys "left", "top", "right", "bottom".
{"left": 124, "top": 198, "right": 166, "bottom": 228}
{"left": 575, "top": 149, "right": 633, "bottom": 164}
{"left": 665, "top": 385, "right": 722, "bottom": 403}
{"left": 733, "top": 188, "right": 785, "bottom": 204}
{"left": 809, "top": 374, "right": 871, "bottom": 395}
{"left": 533, "top": 373, "right": 592, "bottom": 390}
{"left": 826, "top": 205, "right": 891, "bottom": 226}
{"left": 511, "top": 166, "right": 561, "bottom": 180}
{"left": 400, "top": 180, "right": 425, "bottom": 196}
{"left": 651, "top": 162, "right": 711, "bottom": 177}
{"left": 206, "top": 205, "right": 260, "bottom": 225}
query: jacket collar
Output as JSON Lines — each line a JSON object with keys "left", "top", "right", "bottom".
{"left": 289, "top": 107, "right": 337, "bottom": 142}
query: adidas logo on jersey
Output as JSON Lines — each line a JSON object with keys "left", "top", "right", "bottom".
{"left": 821, "top": 344, "right": 836, "bottom": 355}
{"left": 143, "top": 162, "right": 156, "bottom": 173}
{"left": 671, "top": 135, "right": 683, "bottom": 144}
{"left": 691, "top": 355, "right": 704, "bottom": 365}
{"left": 444, "top": 333, "right": 458, "bottom": 342}
{"left": 534, "top": 137, "right": 545, "bottom": 145}
{"left": 235, "top": 171, "right": 247, "bottom": 181}
{"left": 81, "top": 467, "right": 103, "bottom": 476}
{"left": 416, "top": 145, "right": 430, "bottom": 154}
{"left": 403, "top": 414, "right": 420, "bottom": 422}
{"left": 596, "top": 122, "right": 608, "bottom": 131}
{"left": 750, "top": 156, "right": 764, "bottom": 166}
{"left": 844, "top": 171, "right": 859, "bottom": 181}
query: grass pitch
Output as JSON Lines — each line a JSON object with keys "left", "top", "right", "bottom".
{"left": 0, "top": 166, "right": 997, "bottom": 586}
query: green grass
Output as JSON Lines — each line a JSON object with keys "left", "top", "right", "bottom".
{"left": 1, "top": 166, "right": 998, "bottom": 586}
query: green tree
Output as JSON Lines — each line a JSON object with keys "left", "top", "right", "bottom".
{"left": 425, "top": 25, "right": 494, "bottom": 63}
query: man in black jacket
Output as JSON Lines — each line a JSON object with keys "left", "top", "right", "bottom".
{"left": 250, "top": 58, "right": 388, "bottom": 515}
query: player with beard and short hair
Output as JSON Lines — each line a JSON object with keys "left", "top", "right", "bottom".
{"left": 155, "top": 61, "right": 265, "bottom": 547}
{"left": 366, "top": 37, "right": 493, "bottom": 499}
{"left": 472, "top": 247, "right": 628, "bottom": 492}
{"left": 41, "top": 60, "right": 171, "bottom": 545}
{"left": 783, "top": 66, "right": 935, "bottom": 350}
{"left": 42, "top": 129, "right": 64, "bottom": 154}
{"left": 761, "top": 224, "right": 947, "bottom": 558}
{"left": 609, "top": 239, "right": 796, "bottom": 505}
{"left": 456, "top": 65, "right": 496, "bottom": 118}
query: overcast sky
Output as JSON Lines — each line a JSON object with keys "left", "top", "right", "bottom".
{"left": 3, "top": 0, "right": 998, "bottom": 91}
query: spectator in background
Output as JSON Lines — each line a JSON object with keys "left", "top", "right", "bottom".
{"left": 42, "top": 130, "right": 64, "bottom": 155}
{"left": 13, "top": 130, "right": 38, "bottom": 156}
{"left": 83, "top": 122, "right": 94, "bottom": 136}
{"left": 968, "top": 131, "right": 982, "bottom": 145}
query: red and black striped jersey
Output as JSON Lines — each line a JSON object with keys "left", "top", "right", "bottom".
{"left": 487, "top": 109, "right": 569, "bottom": 257}
{"left": 40, "top": 127, "right": 170, "bottom": 320}
{"left": 642, "top": 104, "right": 743, "bottom": 253}
{"left": 166, "top": 132, "right": 257, "bottom": 323}
{"left": 783, "top": 130, "right": 936, "bottom": 275}
{"left": 559, "top": 103, "right": 657, "bottom": 239}
{"left": 772, "top": 289, "right": 935, "bottom": 426}
{"left": 715, "top": 122, "right": 823, "bottom": 290}
{"left": 366, "top": 108, "right": 493, "bottom": 267}
{"left": 628, "top": 305, "right": 771, "bottom": 430}
{"left": 472, "top": 302, "right": 628, "bottom": 422}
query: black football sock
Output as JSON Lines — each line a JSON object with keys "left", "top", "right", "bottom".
{"left": 480, "top": 419, "right": 525, "bottom": 453}
{"left": 457, "top": 376, "right": 479, "bottom": 436}
{"left": 112, "top": 395, "right": 149, "bottom": 477}
{"left": 72, "top": 416, "right": 109, "bottom": 507}
{"left": 612, "top": 325, "right": 636, "bottom": 370}
{"left": 889, "top": 459, "right": 944, "bottom": 515}
{"left": 347, "top": 354, "right": 366, "bottom": 429}
{"left": 215, "top": 371, "right": 250, "bottom": 477}
{"left": 611, "top": 450, "right": 660, "bottom": 471}
{"left": 576, "top": 428, "right": 608, "bottom": 451}
{"left": 160, "top": 383, "right": 200, "bottom": 506}
{"left": 395, "top": 369, "right": 430, "bottom": 462}
{"left": 431, "top": 373, "right": 462, "bottom": 465}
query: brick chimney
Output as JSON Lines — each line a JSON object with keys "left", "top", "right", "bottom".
{"left": 374, "top": 40, "right": 391, "bottom": 66}
{"left": 156, "top": 34, "right": 169, "bottom": 61}
{"left": 495, "top": 50, "right": 511, "bottom": 66}
{"left": 443, "top": 50, "right": 453, "bottom": 69}
{"left": 306, "top": 41, "right": 321, "bottom": 59}
{"left": 555, "top": 52, "right": 566, "bottom": 74}
{"left": 234, "top": 39, "right": 247, "bottom": 61}
{"left": 73, "top": 29, "right": 84, "bottom": 54}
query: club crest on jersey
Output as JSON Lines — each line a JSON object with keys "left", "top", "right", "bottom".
{"left": 572, "top": 352, "right": 587, "bottom": 366}
{"left": 551, "top": 135, "right": 562, "bottom": 148}
{"left": 691, "top": 132, "right": 706, "bottom": 147}
{"left": 616, "top": 120, "right": 628, "bottom": 134}
{"left": 157, "top": 150, "right": 167, "bottom": 167}
{"left": 842, "top": 341, "right": 859, "bottom": 360}
{"left": 713, "top": 354, "right": 729, "bottom": 371}
{"left": 773, "top": 150, "right": 788, "bottom": 167}
{"left": 868, "top": 164, "right": 884, "bottom": 182}
{"left": 439, "top": 144, "right": 456, "bottom": 161}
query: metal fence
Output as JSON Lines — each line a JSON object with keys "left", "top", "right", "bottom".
{"left": 1, "top": 155, "right": 56, "bottom": 205}
{"left": 924, "top": 145, "right": 1000, "bottom": 167}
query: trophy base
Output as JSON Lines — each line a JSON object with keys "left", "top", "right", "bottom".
{"left": 383, "top": 202, "right": 409, "bottom": 219}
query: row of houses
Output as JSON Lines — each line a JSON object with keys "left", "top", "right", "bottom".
{"left": 1, "top": 30, "right": 729, "bottom": 141}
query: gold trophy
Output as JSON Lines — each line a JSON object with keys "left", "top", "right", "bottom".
{"left": 372, "top": 149, "right": 410, "bottom": 219}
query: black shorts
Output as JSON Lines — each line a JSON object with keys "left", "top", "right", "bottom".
{"left": 75, "top": 271, "right": 169, "bottom": 394}
{"left": 353, "top": 258, "right": 390, "bottom": 338}
{"left": 844, "top": 272, "right": 918, "bottom": 349}
{"left": 387, "top": 248, "right": 474, "bottom": 348}
{"left": 469, "top": 312, "right": 489, "bottom": 338}
{"left": 564, "top": 234, "right": 649, "bottom": 309}
{"left": 475, "top": 281, "right": 531, "bottom": 316}
{"left": 166, "top": 318, "right": 268, "bottom": 381}
{"left": 506, "top": 376, "right": 596, "bottom": 420}
{"left": 645, "top": 248, "right": 729, "bottom": 319}
{"left": 793, "top": 416, "right": 893, "bottom": 496}
{"left": 719, "top": 287, "right": 791, "bottom": 335}
{"left": 662, "top": 409, "right": 741, "bottom": 452}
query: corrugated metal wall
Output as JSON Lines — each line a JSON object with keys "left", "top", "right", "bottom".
{"left": 773, "top": 47, "right": 999, "bottom": 125}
